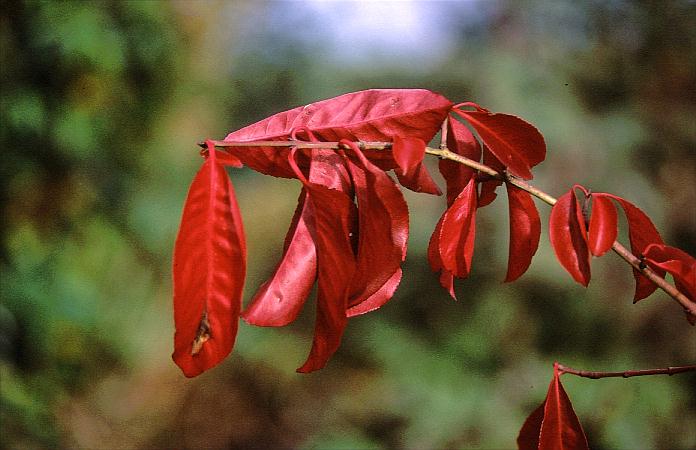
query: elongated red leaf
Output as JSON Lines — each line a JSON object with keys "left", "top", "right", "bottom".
{"left": 347, "top": 269, "right": 403, "bottom": 317}
{"left": 172, "top": 142, "right": 246, "bottom": 377}
{"left": 287, "top": 149, "right": 357, "bottom": 373}
{"left": 439, "top": 178, "right": 478, "bottom": 278}
{"left": 224, "top": 89, "right": 452, "bottom": 177}
{"left": 341, "top": 140, "right": 408, "bottom": 311}
{"left": 242, "top": 147, "right": 351, "bottom": 326}
{"left": 587, "top": 195, "right": 617, "bottom": 257}
{"left": 391, "top": 136, "right": 442, "bottom": 195}
{"left": 599, "top": 194, "right": 664, "bottom": 301}
{"left": 478, "top": 146, "right": 505, "bottom": 208}
{"left": 453, "top": 104, "right": 546, "bottom": 180}
{"left": 549, "top": 188, "right": 590, "bottom": 286}
{"left": 505, "top": 184, "right": 541, "bottom": 282}
{"left": 518, "top": 366, "right": 588, "bottom": 450}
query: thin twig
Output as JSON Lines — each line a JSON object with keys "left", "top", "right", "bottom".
{"left": 557, "top": 363, "right": 696, "bottom": 379}
{"left": 200, "top": 138, "right": 696, "bottom": 319}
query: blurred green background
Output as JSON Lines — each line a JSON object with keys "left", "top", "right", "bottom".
{"left": 2, "top": 1, "right": 695, "bottom": 449}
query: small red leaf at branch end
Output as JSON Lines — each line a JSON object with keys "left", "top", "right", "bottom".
{"left": 644, "top": 244, "right": 696, "bottom": 302}
{"left": 537, "top": 369, "right": 589, "bottom": 450}
{"left": 588, "top": 195, "right": 617, "bottom": 257}
{"left": 549, "top": 188, "right": 591, "bottom": 286}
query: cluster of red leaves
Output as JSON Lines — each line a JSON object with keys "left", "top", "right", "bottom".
{"left": 172, "top": 89, "right": 696, "bottom": 379}
{"left": 517, "top": 363, "right": 589, "bottom": 450}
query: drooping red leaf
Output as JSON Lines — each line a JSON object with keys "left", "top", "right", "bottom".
{"left": 224, "top": 89, "right": 453, "bottom": 178}
{"left": 518, "top": 365, "right": 589, "bottom": 450}
{"left": 598, "top": 193, "right": 665, "bottom": 301}
{"left": 201, "top": 148, "right": 243, "bottom": 168}
{"left": 517, "top": 401, "right": 545, "bottom": 450}
{"left": 172, "top": 141, "right": 246, "bottom": 377}
{"left": 505, "top": 184, "right": 541, "bottom": 282}
{"left": 540, "top": 366, "right": 589, "bottom": 450}
{"left": 241, "top": 141, "right": 351, "bottom": 326}
{"left": 442, "top": 116, "right": 480, "bottom": 205}
{"left": 427, "top": 215, "right": 457, "bottom": 300}
{"left": 453, "top": 103, "right": 546, "bottom": 180}
{"left": 643, "top": 244, "right": 696, "bottom": 302}
{"left": 439, "top": 178, "right": 478, "bottom": 279}
{"left": 587, "top": 194, "right": 618, "bottom": 257}
{"left": 341, "top": 139, "right": 408, "bottom": 312}
{"left": 287, "top": 149, "right": 357, "bottom": 373}
{"left": 549, "top": 187, "right": 591, "bottom": 286}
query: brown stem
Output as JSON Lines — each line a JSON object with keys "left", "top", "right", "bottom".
{"left": 200, "top": 139, "right": 696, "bottom": 319}
{"left": 557, "top": 363, "right": 696, "bottom": 379}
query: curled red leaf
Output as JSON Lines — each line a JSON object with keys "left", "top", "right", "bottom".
{"left": 587, "top": 194, "right": 617, "bottom": 257}
{"left": 172, "top": 141, "right": 246, "bottom": 377}
{"left": 549, "top": 187, "right": 590, "bottom": 286}
{"left": 427, "top": 215, "right": 457, "bottom": 299}
{"left": 505, "top": 184, "right": 541, "bottom": 282}
{"left": 518, "top": 364, "right": 588, "bottom": 450}
{"left": 453, "top": 104, "right": 546, "bottom": 180}
{"left": 439, "top": 177, "right": 478, "bottom": 279}
{"left": 442, "top": 116, "right": 480, "bottom": 205}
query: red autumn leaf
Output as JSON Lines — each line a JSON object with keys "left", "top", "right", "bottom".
{"left": 287, "top": 149, "right": 357, "bottom": 373}
{"left": 340, "top": 139, "right": 408, "bottom": 312}
{"left": 442, "top": 116, "right": 480, "bottom": 205}
{"left": 172, "top": 141, "right": 246, "bottom": 377}
{"left": 505, "top": 184, "right": 541, "bottom": 282}
{"left": 518, "top": 365, "right": 589, "bottom": 450}
{"left": 453, "top": 103, "right": 546, "bottom": 180}
{"left": 201, "top": 148, "right": 243, "bottom": 168}
{"left": 427, "top": 215, "right": 457, "bottom": 299}
{"left": 224, "top": 89, "right": 452, "bottom": 178}
{"left": 643, "top": 243, "right": 696, "bottom": 302}
{"left": 439, "top": 177, "right": 478, "bottom": 279}
{"left": 392, "top": 135, "right": 426, "bottom": 176}
{"left": 597, "top": 193, "right": 665, "bottom": 301}
{"left": 242, "top": 130, "right": 352, "bottom": 326}
{"left": 478, "top": 146, "right": 506, "bottom": 208}
{"left": 587, "top": 194, "right": 618, "bottom": 257}
{"left": 549, "top": 187, "right": 591, "bottom": 286}
{"left": 347, "top": 269, "right": 403, "bottom": 317}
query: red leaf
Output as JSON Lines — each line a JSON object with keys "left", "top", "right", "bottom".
{"left": 428, "top": 215, "right": 457, "bottom": 300}
{"left": 442, "top": 116, "right": 480, "bottom": 205}
{"left": 518, "top": 366, "right": 588, "bottom": 450}
{"left": 644, "top": 244, "right": 696, "bottom": 303}
{"left": 439, "top": 178, "right": 478, "bottom": 279}
{"left": 287, "top": 149, "right": 357, "bottom": 373}
{"left": 478, "top": 146, "right": 506, "bottom": 208}
{"left": 598, "top": 193, "right": 664, "bottom": 301}
{"left": 453, "top": 104, "right": 546, "bottom": 180}
{"left": 347, "top": 269, "right": 403, "bottom": 317}
{"left": 517, "top": 401, "right": 545, "bottom": 450}
{"left": 224, "top": 89, "right": 452, "bottom": 178}
{"left": 587, "top": 194, "right": 617, "bottom": 257}
{"left": 393, "top": 136, "right": 426, "bottom": 176}
{"left": 549, "top": 188, "right": 591, "bottom": 286}
{"left": 505, "top": 184, "right": 541, "bottom": 282}
{"left": 172, "top": 141, "right": 246, "bottom": 377}
{"left": 341, "top": 140, "right": 408, "bottom": 312}
{"left": 242, "top": 142, "right": 351, "bottom": 326}
{"left": 395, "top": 163, "right": 443, "bottom": 195}
{"left": 540, "top": 366, "right": 589, "bottom": 450}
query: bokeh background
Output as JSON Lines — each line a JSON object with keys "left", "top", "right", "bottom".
{"left": 2, "top": 1, "right": 695, "bottom": 448}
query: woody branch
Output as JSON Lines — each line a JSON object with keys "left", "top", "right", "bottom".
{"left": 557, "top": 363, "right": 696, "bottom": 379}
{"left": 198, "top": 138, "right": 696, "bottom": 319}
